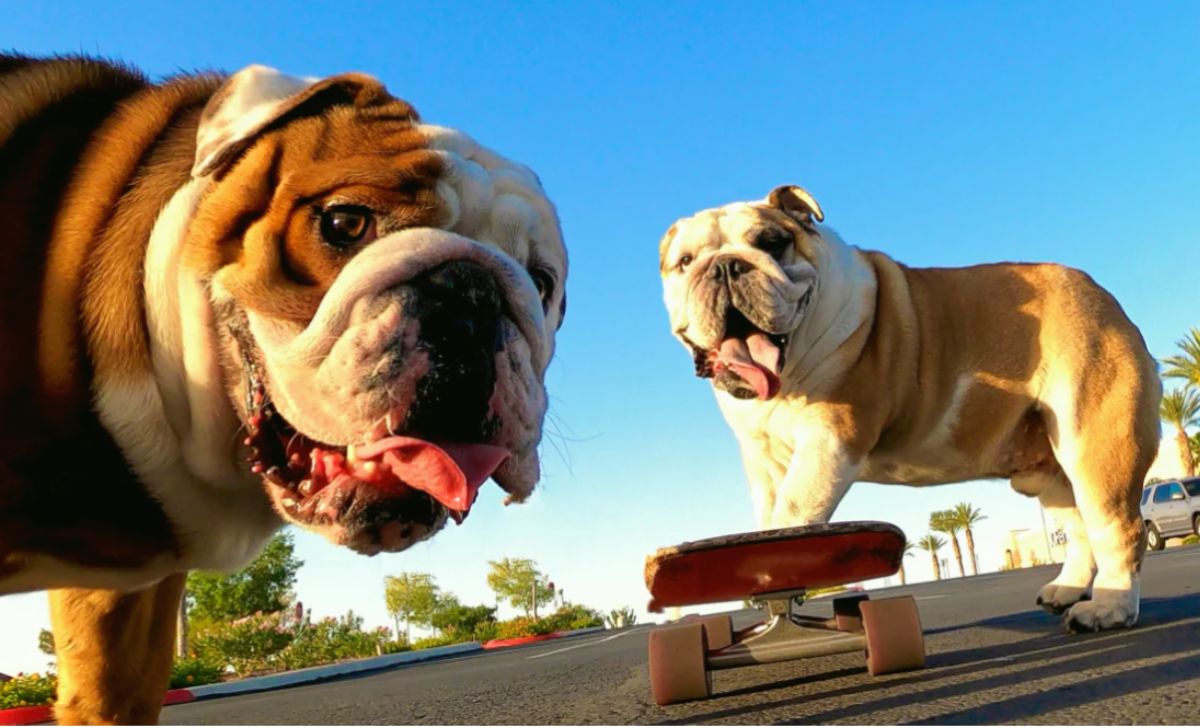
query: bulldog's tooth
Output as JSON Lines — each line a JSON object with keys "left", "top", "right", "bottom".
{"left": 362, "top": 461, "right": 379, "bottom": 477}
{"left": 251, "top": 463, "right": 264, "bottom": 475}
{"left": 298, "top": 480, "right": 314, "bottom": 496}
{"left": 347, "top": 444, "right": 358, "bottom": 463}
{"left": 281, "top": 497, "right": 297, "bottom": 509}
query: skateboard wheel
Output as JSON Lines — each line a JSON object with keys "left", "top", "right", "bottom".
{"left": 693, "top": 614, "right": 734, "bottom": 651}
{"left": 861, "top": 596, "right": 925, "bottom": 676}
{"left": 648, "top": 623, "right": 711, "bottom": 706}
{"left": 832, "top": 594, "right": 870, "bottom": 632}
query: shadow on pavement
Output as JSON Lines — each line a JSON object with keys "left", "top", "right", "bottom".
{"left": 654, "top": 593, "right": 1200, "bottom": 725}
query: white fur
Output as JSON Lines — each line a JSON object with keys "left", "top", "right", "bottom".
{"left": 93, "top": 179, "right": 282, "bottom": 576}
{"left": 1, "top": 553, "right": 181, "bottom": 595}
{"left": 667, "top": 205, "right": 877, "bottom": 531}
{"left": 193, "top": 66, "right": 318, "bottom": 177}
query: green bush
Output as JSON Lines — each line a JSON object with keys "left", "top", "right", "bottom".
{"left": 1182, "top": 535, "right": 1199, "bottom": 546}
{"left": 0, "top": 672, "right": 56, "bottom": 709}
{"left": 494, "top": 616, "right": 557, "bottom": 639}
{"left": 276, "top": 615, "right": 387, "bottom": 671}
{"left": 541, "top": 605, "right": 604, "bottom": 632}
{"left": 471, "top": 620, "right": 500, "bottom": 643}
{"left": 430, "top": 603, "right": 496, "bottom": 637}
{"left": 169, "top": 657, "right": 224, "bottom": 688}
{"left": 605, "top": 607, "right": 638, "bottom": 629}
{"left": 190, "top": 611, "right": 294, "bottom": 675}
{"left": 380, "top": 639, "right": 412, "bottom": 655}
{"left": 411, "top": 634, "right": 462, "bottom": 650}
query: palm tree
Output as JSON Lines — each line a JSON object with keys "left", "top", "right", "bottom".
{"left": 950, "top": 503, "right": 986, "bottom": 575}
{"left": 930, "top": 511, "right": 965, "bottom": 577}
{"left": 898, "top": 540, "right": 914, "bottom": 585}
{"left": 918, "top": 534, "right": 946, "bottom": 581}
{"left": 1162, "top": 327, "right": 1200, "bottom": 388}
{"left": 1160, "top": 388, "right": 1200, "bottom": 477}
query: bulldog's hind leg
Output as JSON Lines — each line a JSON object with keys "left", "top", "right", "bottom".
{"left": 1014, "top": 470, "right": 1096, "bottom": 613}
{"left": 49, "top": 574, "right": 185, "bottom": 725}
{"left": 1045, "top": 397, "right": 1156, "bottom": 632}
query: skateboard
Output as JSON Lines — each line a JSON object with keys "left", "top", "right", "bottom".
{"left": 643, "top": 521, "right": 925, "bottom": 706}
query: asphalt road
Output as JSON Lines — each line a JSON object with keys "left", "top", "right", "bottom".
{"left": 162, "top": 545, "right": 1200, "bottom": 725}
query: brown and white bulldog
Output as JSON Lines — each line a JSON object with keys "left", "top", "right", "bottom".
{"left": 0, "top": 54, "right": 566, "bottom": 723}
{"left": 659, "top": 185, "right": 1161, "bottom": 634}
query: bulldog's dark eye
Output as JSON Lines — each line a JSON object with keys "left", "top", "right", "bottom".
{"left": 529, "top": 268, "right": 555, "bottom": 308}
{"left": 319, "top": 206, "right": 376, "bottom": 249}
{"left": 755, "top": 228, "right": 793, "bottom": 256}
{"left": 677, "top": 254, "right": 694, "bottom": 272}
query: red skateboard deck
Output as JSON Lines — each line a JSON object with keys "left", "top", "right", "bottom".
{"left": 645, "top": 521, "right": 905, "bottom": 611}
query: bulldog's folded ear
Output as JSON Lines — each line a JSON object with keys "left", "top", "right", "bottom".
{"left": 768, "top": 184, "right": 825, "bottom": 225}
{"left": 193, "top": 65, "right": 398, "bottom": 178}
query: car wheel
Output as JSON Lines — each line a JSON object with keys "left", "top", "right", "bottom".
{"left": 1193, "top": 513, "right": 1199, "bottom": 537}
{"left": 1146, "top": 522, "right": 1165, "bottom": 552}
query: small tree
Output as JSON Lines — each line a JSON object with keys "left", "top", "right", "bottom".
{"left": 918, "top": 534, "right": 946, "bottom": 581}
{"left": 930, "top": 511, "right": 965, "bottom": 577}
{"left": 605, "top": 607, "right": 638, "bottom": 629}
{"left": 486, "top": 558, "right": 554, "bottom": 617}
{"left": 187, "top": 532, "right": 304, "bottom": 622}
{"left": 898, "top": 540, "right": 914, "bottom": 585}
{"left": 951, "top": 503, "right": 986, "bottom": 575}
{"left": 38, "top": 629, "right": 54, "bottom": 656}
{"left": 1162, "top": 328, "right": 1200, "bottom": 389}
{"left": 1161, "top": 388, "right": 1199, "bottom": 477}
{"left": 383, "top": 573, "right": 440, "bottom": 641}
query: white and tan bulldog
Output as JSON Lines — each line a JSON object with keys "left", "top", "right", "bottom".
{"left": 0, "top": 54, "right": 565, "bottom": 723}
{"left": 659, "top": 185, "right": 1161, "bottom": 634}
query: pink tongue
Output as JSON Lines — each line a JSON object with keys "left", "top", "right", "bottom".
{"left": 354, "top": 437, "right": 510, "bottom": 523}
{"left": 717, "top": 333, "right": 782, "bottom": 400}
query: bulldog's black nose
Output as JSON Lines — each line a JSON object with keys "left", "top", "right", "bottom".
{"left": 405, "top": 260, "right": 504, "bottom": 442}
{"left": 417, "top": 260, "right": 502, "bottom": 320}
{"left": 712, "top": 257, "right": 751, "bottom": 281}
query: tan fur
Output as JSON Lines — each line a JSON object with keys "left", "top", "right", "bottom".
{"left": 187, "top": 101, "right": 445, "bottom": 322}
{"left": 661, "top": 185, "right": 1161, "bottom": 631}
{"left": 49, "top": 575, "right": 185, "bottom": 725}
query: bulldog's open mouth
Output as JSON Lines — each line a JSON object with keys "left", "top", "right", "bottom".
{"left": 691, "top": 287, "right": 813, "bottom": 401}
{"left": 242, "top": 370, "right": 509, "bottom": 530}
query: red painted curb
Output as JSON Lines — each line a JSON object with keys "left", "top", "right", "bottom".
{"left": 0, "top": 688, "right": 196, "bottom": 725}
{"left": 162, "top": 688, "right": 196, "bottom": 706}
{"left": 0, "top": 705, "right": 52, "bottom": 726}
{"left": 482, "top": 632, "right": 563, "bottom": 649}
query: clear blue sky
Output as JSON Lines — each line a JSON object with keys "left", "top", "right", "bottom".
{"left": 3, "top": 2, "right": 1199, "bottom": 673}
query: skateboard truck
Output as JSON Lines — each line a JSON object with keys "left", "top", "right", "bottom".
{"left": 707, "top": 590, "right": 868, "bottom": 669}
{"left": 643, "top": 522, "right": 926, "bottom": 706}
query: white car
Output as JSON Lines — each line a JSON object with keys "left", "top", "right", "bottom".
{"left": 1140, "top": 477, "right": 1200, "bottom": 551}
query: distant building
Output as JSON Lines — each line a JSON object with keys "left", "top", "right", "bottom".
{"left": 1004, "top": 526, "right": 1067, "bottom": 569}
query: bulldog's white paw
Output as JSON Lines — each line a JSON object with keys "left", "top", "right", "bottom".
{"left": 1063, "top": 588, "right": 1139, "bottom": 632}
{"left": 1036, "top": 581, "right": 1090, "bottom": 614}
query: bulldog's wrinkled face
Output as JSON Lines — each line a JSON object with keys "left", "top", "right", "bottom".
{"left": 659, "top": 186, "right": 823, "bottom": 401}
{"left": 186, "top": 68, "right": 566, "bottom": 555}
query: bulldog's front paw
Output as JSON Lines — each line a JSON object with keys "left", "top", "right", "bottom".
{"left": 1063, "top": 588, "right": 1139, "bottom": 632}
{"left": 1036, "top": 581, "right": 1090, "bottom": 614}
